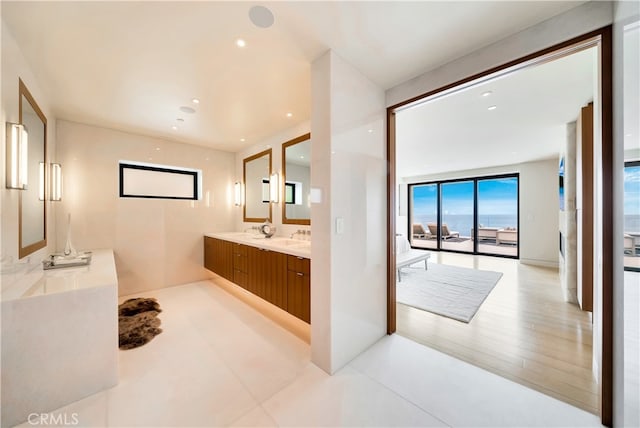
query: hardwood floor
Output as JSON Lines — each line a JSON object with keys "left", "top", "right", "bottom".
{"left": 396, "top": 251, "right": 598, "bottom": 414}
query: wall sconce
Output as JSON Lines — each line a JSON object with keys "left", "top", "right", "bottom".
{"left": 38, "top": 162, "right": 45, "bottom": 201}
{"left": 5, "top": 122, "right": 28, "bottom": 189}
{"left": 269, "top": 173, "right": 279, "bottom": 203}
{"left": 50, "top": 163, "right": 62, "bottom": 201}
{"left": 233, "top": 182, "right": 242, "bottom": 206}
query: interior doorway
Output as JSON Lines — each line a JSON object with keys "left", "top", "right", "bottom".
{"left": 386, "top": 27, "right": 613, "bottom": 425}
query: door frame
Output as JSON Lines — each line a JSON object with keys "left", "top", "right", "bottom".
{"left": 386, "top": 26, "right": 613, "bottom": 426}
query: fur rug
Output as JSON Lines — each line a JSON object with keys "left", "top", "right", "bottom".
{"left": 118, "top": 298, "right": 163, "bottom": 350}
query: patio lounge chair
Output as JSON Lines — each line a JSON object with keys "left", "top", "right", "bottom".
{"left": 427, "top": 223, "right": 460, "bottom": 240}
{"left": 412, "top": 223, "right": 431, "bottom": 239}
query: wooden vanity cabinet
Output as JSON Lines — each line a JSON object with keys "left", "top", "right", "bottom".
{"left": 204, "top": 237, "right": 233, "bottom": 281}
{"left": 287, "top": 255, "right": 311, "bottom": 323}
{"left": 248, "top": 248, "right": 288, "bottom": 311}
{"left": 204, "top": 236, "right": 310, "bottom": 324}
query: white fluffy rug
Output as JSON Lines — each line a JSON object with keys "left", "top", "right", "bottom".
{"left": 396, "top": 263, "right": 502, "bottom": 323}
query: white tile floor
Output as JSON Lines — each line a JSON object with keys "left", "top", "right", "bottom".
{"left": 17, "top": 279, "right": 603, "bottom": 427}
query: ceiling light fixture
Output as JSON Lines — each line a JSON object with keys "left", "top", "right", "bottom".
{"left": 192, "top": 98, "right": 200, "bottom": 104}
{"left": 240, "top": 138, "right": 246, "bottom": 142}
{"left": 482, "top": 91, "right": 493, "bottom": 97}
{"left": 236, "top": 38, "right": 246, "bottom": 48}
{"left": 487, "top": 105, "right": 497, "bottom": 111}
{"left": 249, "top": 5, "right": 275, "bottom": 28}
{"left": 286, "top": 112, "right": 293, "bottom": 118}
{"left": 180, "top": 106, "right": 196, "bottom": 114}
{"left": 172, "top": 126, "right": 178, "bottom": 130}
{"left": 368, "top": 129, "right": 373, "bottom": 133}
{"left": 176, "top": 118, "right": 184, "bottom": 122}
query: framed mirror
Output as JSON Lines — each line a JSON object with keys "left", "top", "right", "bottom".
{"left": 18, "top": 79, "right": 47, "bottom": 258}
{"left": 282, "top": 133, "right": 311, "bottom": 225}
{"left": 243, "top": 148, "right": 272, "bottom": 222}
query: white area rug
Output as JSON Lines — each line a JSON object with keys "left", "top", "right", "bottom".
{"left": 396, "top": 263, "right": 503, "bottom": 323}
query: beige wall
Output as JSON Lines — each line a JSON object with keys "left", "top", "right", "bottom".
{"left": 55, "top": 120, "right": 235, "bottom": 296}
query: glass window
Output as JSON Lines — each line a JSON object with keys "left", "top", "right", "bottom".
{"left": 409, "top": 183, "right": 438, "bottom": 249}
{"left": 624, "top": 162, "right": 640, "bottom": 271}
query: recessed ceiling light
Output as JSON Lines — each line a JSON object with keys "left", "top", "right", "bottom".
{"left": 368, "top": 129, "right": 373, "bottom": 133}
{"left": 240, "top": 138, "right": 246, "bottom": 142}
{"left": 180, "top": 106, "right": 196, "bottom": 114}
{"left": 192, "top": 98, "right": 200, "bottom": 104}
{"left": 487, "top": 105, "right": 497, "bottom": 111}
{"left": 172, "top": 125, "right": 178, "bottom": 130}
{"left": 249, "top": 5, "right": 275, "bottom": 28}
{"left": 286, "top": 112, "right": 293, "bottom": 118}
{"left": 300, "top": 155, "right": 305, "bottom": 159}
{"left": 155, "top": 147, "right": 160, "bottom": 151}
{"left": 236, "top": 38, "right": 246, "bottom": 48}
{"left": 176, "top": 118, "right": 184, "bottom": 122}
{"left": 482, "top": 91, "right": 493, "bottom": 97}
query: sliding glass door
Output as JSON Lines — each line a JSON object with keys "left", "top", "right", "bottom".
{"left": 441, "top": 181, "right": 474, "bottom": 252}
{"left": 477, "top": 177, "right": 519, "bottom": 257}
{"left": 408, "top": 174, "right": 519, "bottom": 258}
{"left": 409, "top": 183, "right": 438, "bottom": 249}
{"left": 624, "top": 161, "right": 640, "bottom": 271}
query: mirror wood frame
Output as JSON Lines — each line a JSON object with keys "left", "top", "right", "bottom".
{"left": 242, "top": 148, "right": 272, "bottom": 223}
{"left": 281, "top": 133, "right": 311, "bottom": 226}
{"left": 18, "top": 78, "right": 47, "bottom": 258}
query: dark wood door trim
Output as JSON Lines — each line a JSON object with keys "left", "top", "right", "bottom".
{"left": 386, "top": 25, "right": 614, "bottom": 426}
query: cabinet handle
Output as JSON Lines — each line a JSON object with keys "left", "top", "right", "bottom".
{"left": 296, "top": 272, "right": 303, "bottom": 276}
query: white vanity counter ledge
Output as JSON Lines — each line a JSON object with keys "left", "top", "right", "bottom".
{"left": 206, "top": 232, "right": 311, "bottom": 259}
{"left": 1, "top": 249, "right": 117, "bottom": 301}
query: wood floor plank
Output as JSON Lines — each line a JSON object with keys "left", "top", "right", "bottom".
{"left": 396, "top": 252, "right": 598, "bottom": 415}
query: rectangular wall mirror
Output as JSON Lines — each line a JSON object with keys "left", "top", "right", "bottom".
{"left": 18, "top": 79, "right": 47, "bottom": 258}
{"left": 243, "top": 148, "right": 272, "bottom": 222}
{"left": 282, "top": 133, "right": 311, "bottom": 225}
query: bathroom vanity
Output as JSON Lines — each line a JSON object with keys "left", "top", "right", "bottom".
{"left": 204, "top": 233, "right": 310, "bottom": 323}
{"left": 1, "top": 249, "right": 118, "bottom": 427}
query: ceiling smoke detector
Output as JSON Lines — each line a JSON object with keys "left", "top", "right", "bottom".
{"left": 180, "top": 106, "right": 196, "bottom": 114}
{"left": 249, "top": 5, "right": 274, "bottom": 28}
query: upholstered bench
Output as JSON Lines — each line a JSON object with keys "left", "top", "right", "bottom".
{"left": 396, "top": 236, "right": 431, "bottom": 282}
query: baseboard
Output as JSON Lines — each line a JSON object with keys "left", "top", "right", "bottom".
{"left": 519, "top": 258, "right": 559, "bottom": 268}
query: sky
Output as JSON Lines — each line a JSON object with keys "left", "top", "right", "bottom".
{"left": 412, "top": 178, "right": 518, "bottom": 216}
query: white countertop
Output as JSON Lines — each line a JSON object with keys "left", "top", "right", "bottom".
{"left": 1, "top": 249, "right": 118, "bottom": 301}
{"left": 206, "top": 232, "right": 311, "bottom": 259}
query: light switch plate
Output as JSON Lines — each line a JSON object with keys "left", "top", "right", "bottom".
{"left": 336, "top": 217, "right": 344, "bottom": 234}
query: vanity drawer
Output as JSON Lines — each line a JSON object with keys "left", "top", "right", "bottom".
{"left": 233, "top": 243, "right": 248, "bottom": 256}
{"left": 287, "top": 255, "right": 310, "bottom": 274}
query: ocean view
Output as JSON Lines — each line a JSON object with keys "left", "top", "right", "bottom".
{"left": 413, "top": 214, "right": 518, "bottom": 237}
{"left": 625, "top": 215, "right": 640, "bottom": 233}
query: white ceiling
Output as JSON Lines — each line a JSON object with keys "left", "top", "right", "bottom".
{"left": 396, "top": 46, "right": 596, "bottom": 179}
{"left": 2, "top": 1, "right": 586, "bottom": 153}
